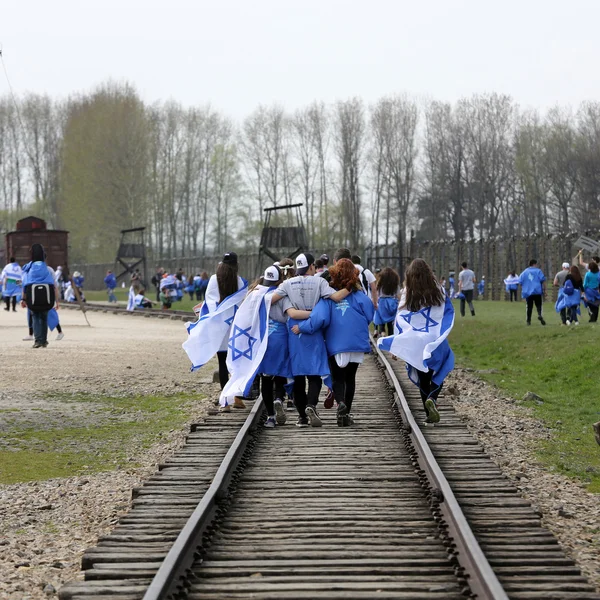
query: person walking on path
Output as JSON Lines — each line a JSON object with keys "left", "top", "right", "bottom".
{"left": 1, "top": 257, "right": 22, "bottom": 312}
{"left": 377, "top": 258, "right": 455, "bottom": 424}
{"left": 557, "top": 265, "right": 584, "bottom": 326}
{"left": 554, "top": 262, "right": 573, "bottom": 325}
{"left": 583, "top": 261, "right": 600, "bottom": 323}
{"left": 458, "top": 262, "right": 476, "bottom": 317}
{"left": 21, "top": 244, "right": 56, "bottom": 348}
{"left": 104, "top": 270, "right": 118, "bottom": 303}
{"left": 519, "top": 259, "right": 546, "bottom": 326}
{"left": 270, "top": 253, "right": 350, "bottom": 427}
{"left": 292, "top": 258, "right": 374, "bottom": 427}
{"left": 373, "top": 267, "right": 401, "bottom": 337}
{"left": 504, "top": 271, "right": 519, "bottom": 302}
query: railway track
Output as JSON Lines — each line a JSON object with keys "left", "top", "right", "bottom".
{"left": 59, "top": 318, "right": 600, "bottom": 599}
{"left": 59, "top": 302, "right": 196, "bottom": 321}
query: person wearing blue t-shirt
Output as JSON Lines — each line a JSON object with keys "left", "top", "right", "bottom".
{"left": 519, "top": 259, "right": 546, "bottom": 326}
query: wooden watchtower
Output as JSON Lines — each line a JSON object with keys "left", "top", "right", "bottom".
{"left": 114, "top": 227, "right": 147, "bottom": 285}
{"left": 258, "top": 203, "right": 308, "bottom": 269}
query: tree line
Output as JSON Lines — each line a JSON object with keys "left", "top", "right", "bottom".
{"left": 1, "top": 82, "right": 599, "bottom": 264}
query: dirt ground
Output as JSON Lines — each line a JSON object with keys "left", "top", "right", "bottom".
{"left": 0, "top": 308, "right": 217, "bottom": 599}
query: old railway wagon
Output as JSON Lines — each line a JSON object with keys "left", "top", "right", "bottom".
{"left": 5, "top": 216, "right": 69, "bottom": 272}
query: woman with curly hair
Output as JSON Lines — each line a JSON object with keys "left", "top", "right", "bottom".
{"left": 374, "top": 267, "right": 401, "bottom": 337}
{"left": 377, "top": 258, "right": 455, "bottom": 424}
{"left": 292, "top": 258, "right": 374, "bottom": 426}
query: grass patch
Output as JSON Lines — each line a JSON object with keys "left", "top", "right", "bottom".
{"left": 0, "top": 393, "right": 202, "bottom": 485}
{"left": 449, "top": 300, "right": 600, "bottom": 492}
{"left": 84, "top": 289, "right": 197, "bottom": 312}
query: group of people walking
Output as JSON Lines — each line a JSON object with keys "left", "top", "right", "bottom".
{"left": 1, "top": 246, "right": 65, "bottom": 347}
{"left": 183, "top": 249, "right": 455, "bottom": 429}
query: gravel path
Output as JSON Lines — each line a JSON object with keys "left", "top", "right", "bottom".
{"left": 445, "top": 368, "right": 600, "bottom": 592}
{"left": 0, "top": 309, "right": 218, "bottom": 600}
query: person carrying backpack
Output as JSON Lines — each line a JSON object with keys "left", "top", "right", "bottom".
{"left": 21, "top": 244, "right": 56, "bottom": 348}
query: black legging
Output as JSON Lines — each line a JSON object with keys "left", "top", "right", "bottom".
{"left": 4, "top": 296, "right": 16, "bottom": 311}
{"left": 416, "top": 368, "right": 443, "bottom": 415}
{"left": 589, "top": 304, "right": 599, "bottom": 323}
{"left": 509, "top": 289, "right": 517, "bottom": 302}
{"left": 329, "top": 359, "right": 360, "bottom": 412}
{"left": 377, "top": 321, "right": 394, "bottom": 336}
{"left": 293, "top": 375, "right": 322, "bottom": 419}
{"left": 261, "top": 375, "right": 286, "bottom": 417}
{"left": 217, "top": 351, "right": 229, "bottom": 390}
{"left": 526, "top": 294, "right": 543, "bottom": 322}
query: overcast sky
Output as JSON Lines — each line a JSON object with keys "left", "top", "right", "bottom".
{"left": 1, "top": 0, "right": 598, "bottom": 119}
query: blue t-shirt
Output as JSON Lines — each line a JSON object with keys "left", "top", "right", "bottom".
{"left": 583, "top": 271, "right": 600, "bottom": 290}
{"left": 519, "top": 267, "right": 545, "bottom": 298}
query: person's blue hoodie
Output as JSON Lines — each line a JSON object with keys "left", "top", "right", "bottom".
{"left": 22, "top": 261, "right": 54, "bottom": 286}
{"left": 104, "top": 273, "right": 117, "bottom": 289}
{"left": 297, "top": 291, "right": 374, "bottom": 356}
{"left": 519, "top": 266, "right": 545, "bottom": 298}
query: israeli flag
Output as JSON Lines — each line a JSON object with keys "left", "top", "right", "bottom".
{"left": 219, "top": 285, "right": 273, "bottom": 407}
{"left": 1, "top": 263, "right": 23, "bottom": 300}
{"left": 183, "top": 283, "right": 248, "bottom": 372}
{"left": 126, "top": 286, "right": 136, "bottom": 311}
{"left": 48, "top": 308, "right": 60, "bottom": 331}
{"left": 378, "top": 294, "right": 455, "bottom": 386}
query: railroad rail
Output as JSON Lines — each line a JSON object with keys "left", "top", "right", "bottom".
{"left": 59, "top": 313, "right": 600, "bottom": 600}
{"left": 59, "top": 302, "right": 196, "bottom": 321}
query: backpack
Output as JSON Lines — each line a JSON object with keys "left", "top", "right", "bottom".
{"left": 563, "top": 279, "right": 575, "bottom": 296}
{"left": 25, "top": 283, "right": 55, "bottom": 312}
{"left": 360, "top": 270, "right": 369, "bottom": 295}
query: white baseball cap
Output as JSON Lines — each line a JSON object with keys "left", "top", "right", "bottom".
{"left": 295, "top": 253, "right": 315, "bottom": 275}
{"left": 263, "top": 266, "right": 280, "bottom": 282}
{"left": 562, "top": 262, "right": 570, "bottom": 269}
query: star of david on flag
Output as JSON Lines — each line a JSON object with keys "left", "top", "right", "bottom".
{"left": 378, "top": 295, "right": 455, "bottom": 377}
{"left": 229, "top": 325, "right": 257, "bottom": 361}
{"left": 224, "top": 305, "right": 239, "bottom": 326}
{"left": 220, "top": 285, "right": 275, "bottom": 407}
{"left": 400, "top": 306, "right": 438, "bottom": 333}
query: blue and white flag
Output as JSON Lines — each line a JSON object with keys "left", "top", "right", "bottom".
{"left": 377, "top": 294, "right": 455, "bottom": 386}
{"left": 1, "top": 263, "right": 23, "bottom": 300}
{"left": 183, "top": 283, "right": 248, "bottom": 372}
{"left": 126, "top": 286, "right": 136, "bottom": 311}
{"left": 48, "top": 308, "right": 60, "bottom": 331}
{"left": 219, "top": 285, "right": 273, "bottom": 407}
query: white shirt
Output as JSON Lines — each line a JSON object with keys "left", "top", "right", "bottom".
{"left": 355, "top": 264, "right": 376, "bottom": 297}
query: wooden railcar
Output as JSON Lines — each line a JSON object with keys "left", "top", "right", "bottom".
{"left": 5, "top": 216, "right": 69, "bottom": 272}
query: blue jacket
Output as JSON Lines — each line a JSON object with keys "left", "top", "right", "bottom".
{"left": 519, "top": 267, "right": 545, "bottom": 298}
{"left": 104, "top": 274, "right": 117, "bottom": 289}
{"left": 74, "top": 275, "right": 85, "bottom": 288}
{"left": 297, "top": 291, "right": 374, "bottom": 356}
{"left": 22, "top": 261, "right": 54, "bottom": 286}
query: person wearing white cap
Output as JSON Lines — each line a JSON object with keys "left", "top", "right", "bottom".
{"left": 253, "top": 265, "right": 292, "bottom": 428}
{"left": 553, "top": 262, "right": 572, "bottom": 325}
{"left": 271, "top": 253, "right": 350, "bottom": 427}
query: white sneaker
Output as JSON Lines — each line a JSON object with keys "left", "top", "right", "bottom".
{"left": 566, "top": 320, "right": 571, "bottom": 326}
{"left": 22, "top": 335, "right": 33, "bottom": 341}
{"left": 574, "top": 321, "right": 580, "bottom": 326}
{"left": 56, "top": 332, "right": 65, "bottom": 340}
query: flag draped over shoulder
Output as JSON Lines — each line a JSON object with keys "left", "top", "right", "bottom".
{"left": 377, "top": 295, "right": 455, "bottom": 386}
{"left": 183, "top": 283, "right": 248, "bottom": 372}
{"left": 1, "top": 263, "right": 23, "bottom": 299}
{"left": 126, "top": 286, "right": 136, "bottom": 311}
{"left": 219, "top": 285, "right": 273, "bottom": 407}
